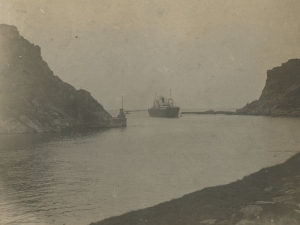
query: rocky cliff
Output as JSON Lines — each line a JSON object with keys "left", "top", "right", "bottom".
{"left": 237, "top": 59, "right": 300, "bottom": 116}
{"left": 0, "top": 24, "right": 113, "bottom": 134}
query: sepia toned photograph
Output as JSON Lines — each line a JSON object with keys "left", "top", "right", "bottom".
{"left": 1, "top": 1, "right": 300, "bottom": 224}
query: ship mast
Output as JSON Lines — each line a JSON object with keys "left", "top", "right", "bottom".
{"left": 118, "top": 95, "right": 125, "bottom": 118}
{"left": 169, "top": 89, "right": 174, "bottom": 106}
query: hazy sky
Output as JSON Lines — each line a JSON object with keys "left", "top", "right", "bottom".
{"left": 1, "top": 0, "right": 300, "bottom": 110}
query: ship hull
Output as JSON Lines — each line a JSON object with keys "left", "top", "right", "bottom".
{"left": 148, "top": 107, "right": 180, "bottom": 118}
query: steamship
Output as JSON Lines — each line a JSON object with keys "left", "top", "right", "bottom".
{"left": 148, "top": 94, "right": 180, "bottom": 118}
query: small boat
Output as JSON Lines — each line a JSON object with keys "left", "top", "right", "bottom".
{"left": 111, "top": 96, "right": 127, "bottom": 127}
{"left": 148, "top": 91, "right": 180, "bottom": 118}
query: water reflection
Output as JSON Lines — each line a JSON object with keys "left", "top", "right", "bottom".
{"left": 0, "top": 129, "right": 109, "bottom": 224}
{"left": 1, "top": 113, "right": 300, "bottom": 225}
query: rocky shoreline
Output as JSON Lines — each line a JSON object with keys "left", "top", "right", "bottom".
{"left": 90, "top": 153, "right": 300, "bottom": 225}
{"left": 0, "top": 24, "right": 125, "bottom": 134}
{"left": 182, "top": 59, "right": 300, "bottom": 118}
{"left": 236, "top": 59, "right": 300, "bottom": 117}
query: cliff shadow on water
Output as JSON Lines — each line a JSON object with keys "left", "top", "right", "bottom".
{"left": 0, "top": 128, "right": 110, "bottom": 221}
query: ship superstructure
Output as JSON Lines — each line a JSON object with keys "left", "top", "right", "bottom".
{"left": 148, "top": 93, "right": 180, "bottom": 118}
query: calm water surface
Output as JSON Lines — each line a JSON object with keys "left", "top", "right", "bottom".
{"left": 1, "top": 112, "right": 300, "bottom": 225}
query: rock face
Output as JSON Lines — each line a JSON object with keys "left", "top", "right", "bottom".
{"left": 237, "top": 59, "right": 300, "bottom": 116}
{"left": 0, "top": 24, "right": 113, "bottom": 134}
